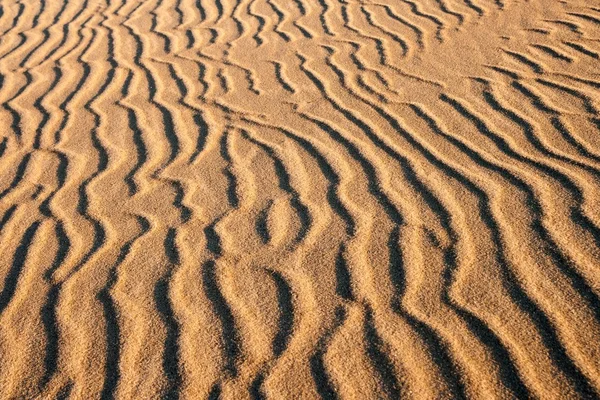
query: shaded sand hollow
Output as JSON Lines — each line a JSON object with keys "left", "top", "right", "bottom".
{"left": 1, "top": 0, "right": 600, "bottom": 398}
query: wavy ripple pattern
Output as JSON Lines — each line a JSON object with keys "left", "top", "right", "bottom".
{"left": 0, "top": 0, "right": 599, "bottom": 398}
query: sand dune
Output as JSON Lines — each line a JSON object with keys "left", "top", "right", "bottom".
{"left": 1, "top": 0, "right": 600, "bottom": 398}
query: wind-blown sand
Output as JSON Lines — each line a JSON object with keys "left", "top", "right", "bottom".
{"left": 1, "top": 0, "right": 600, "bottom": 398}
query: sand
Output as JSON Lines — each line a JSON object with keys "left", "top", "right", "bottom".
{"left": 0, "top": 0, "right": 600, "bottom": 398}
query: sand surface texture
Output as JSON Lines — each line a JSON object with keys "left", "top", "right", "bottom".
{"left": 1, "top": 0, "right": 600, "bottom": 398}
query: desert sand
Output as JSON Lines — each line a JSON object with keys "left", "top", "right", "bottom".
{"left": 1, "top": 0, "right": 600, "bottom": 398}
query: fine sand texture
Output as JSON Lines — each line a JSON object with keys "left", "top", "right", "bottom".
{"left": 1, "top": 0, "right": 600, "bottom": 398}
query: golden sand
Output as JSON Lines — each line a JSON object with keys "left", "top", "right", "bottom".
{"left": 1, "top": 0, "right": 600, "bottom": 398}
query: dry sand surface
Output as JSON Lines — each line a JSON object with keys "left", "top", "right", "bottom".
{"left": 1, "top": 0, "right": 600, "bottom": 398}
